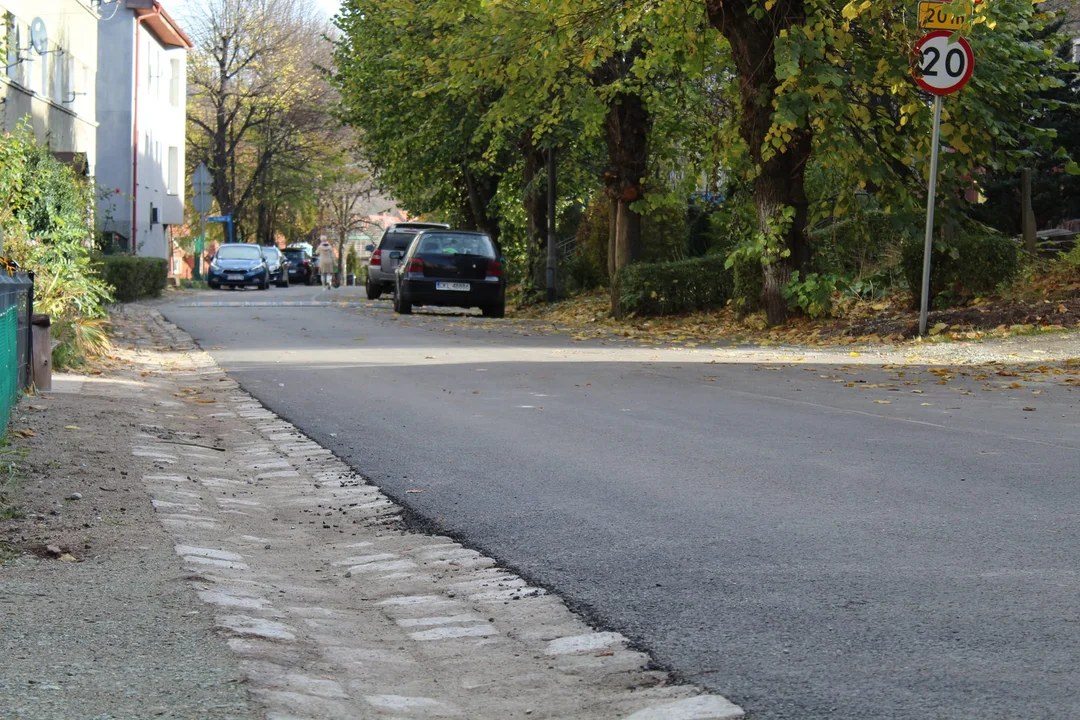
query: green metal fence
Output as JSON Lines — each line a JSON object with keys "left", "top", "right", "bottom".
{"left": 0, "top": 271, "right": 33, "bottom": 434}
{"left": 0, "top": 304, "right": 18, "bottom": 428}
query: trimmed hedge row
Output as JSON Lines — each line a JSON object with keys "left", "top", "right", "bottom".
{"left": 99, "top": 256, "right": 168, "bottom": 303}
{"left": 900, "top": 228, "right": 1020, "bottom": 308}
{"left": 619, "top": 255, "right": 733, "bottom": 316}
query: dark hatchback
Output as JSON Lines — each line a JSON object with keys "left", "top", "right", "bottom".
{"left": 284, "top": 246, "right": 315, "bottom": 285}
{"left": 262, "top": 246, "right": 291, "bottom": 287}
{"left": 392, "top": 230, "right": 505, "bottom": 317}
{"left": 207, "top": 244, "right": 270, "bottom": 290}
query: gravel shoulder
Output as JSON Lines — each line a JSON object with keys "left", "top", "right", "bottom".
{"left": 0, "top": 374, "right": 254, "bottom": 719}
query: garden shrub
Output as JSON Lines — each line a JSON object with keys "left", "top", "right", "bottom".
{"left": 1, "top": 124, "right": 112, "bottom": 368}
{"left": 730, "top": 251, "right": 763, "bottom": 315}
{"left": 900, "top": 225, "right": 1020, "bottom": 308}
{"left": 99, "top": 256, "right": 168, "bottom": 302}
{"left": 619, "top": 255, "right": 732, "bottom": 316}
{"left": 808, "top": 210, "right": 907, "bottom": 278}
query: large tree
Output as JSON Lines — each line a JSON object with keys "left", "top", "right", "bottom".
{"left": 187, "top": 0, "right": 337, "bottom": 242}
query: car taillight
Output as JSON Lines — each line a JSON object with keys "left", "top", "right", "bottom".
{"left": 407, "top": 257, "right": 423, "bottom": 272}
{"left": 303, "top": 260, "right": 310, "bottom": 267}
{"left": 486, "top": 260, "right": 503, "bottom": 278}
{"left": 370, "top": 249, "right": 382, "bottom": 267}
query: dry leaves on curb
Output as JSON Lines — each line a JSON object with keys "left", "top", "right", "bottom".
{"left": 873, "top": 400, "right": 892, "bottom": 404}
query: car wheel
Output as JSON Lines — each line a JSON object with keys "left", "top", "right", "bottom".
{"left": 365, "top": 278, "right": 382, "bottom": 300}
{"left": 394, "top": 285, "right": 412, "bottom": 315}
{"left": 482, "top": 300, "right": 505, "bottom": 319}
{"left": 208, "top": 281, "right": 219, "bottom": 290}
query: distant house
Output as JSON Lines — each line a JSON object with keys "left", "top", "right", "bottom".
{"left": 95, "top": 0, "right": 191, "bottom": 261}
{"left": 1, "top": 0, "right": 99, "bottom": 174}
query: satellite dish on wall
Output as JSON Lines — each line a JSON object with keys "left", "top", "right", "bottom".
{"left": 30, "top": 18, "right": 48, "bottom": 55}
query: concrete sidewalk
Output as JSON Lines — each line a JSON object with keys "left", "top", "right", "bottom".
{"left": 2, "top": 305, "right": 743, "bottom": 720}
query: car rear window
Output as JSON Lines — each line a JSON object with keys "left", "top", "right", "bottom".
{"left": 284, "top": 250, "right": 308, "bottom": 260}
{"left": 415, "top": 233, "right": 497, "bottom": 258}
{"left": 217, "top": 244, "right": 262, "bottom": 260}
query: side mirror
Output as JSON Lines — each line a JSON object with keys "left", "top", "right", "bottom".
{"left": 389, "top": 251, "right": 404, "bottom": 260}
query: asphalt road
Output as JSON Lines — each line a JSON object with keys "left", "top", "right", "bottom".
{"left": 162, "top": 286, "right": 1080, "bottom": 720}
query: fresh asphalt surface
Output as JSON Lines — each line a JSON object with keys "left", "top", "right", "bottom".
{"left": 162, "top": 286, "right": 1080, "bottom": 720}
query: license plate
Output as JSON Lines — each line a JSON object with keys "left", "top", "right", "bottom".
{"left": 227, "top": 274, "right": 244, "bottom": 281}
{"left": 436, "top": 282, "right": 470, "bottom": 291}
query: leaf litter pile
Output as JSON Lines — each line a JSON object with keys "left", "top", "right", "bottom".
{"left": 508, "top": 290, "right": 1080, "bottom": 348}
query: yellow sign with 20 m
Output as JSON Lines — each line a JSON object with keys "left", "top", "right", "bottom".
{"left": 918, "top": 1, "right": 965, "bottom": 30}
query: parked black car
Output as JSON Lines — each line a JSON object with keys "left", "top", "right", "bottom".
{"left": 207, "top": 244, "right": 271, "bottom": 290}
{"left": 392, "top": 230, "right": 505, "bottom": 317}
{"left": 366, "top": 222, "right": 450, "bottom": 299}
{"left": 284, "top": 246, "right": 315, "bottom": 285}
{"left": 262, "top": 246, "right": 291, "bottom": 287}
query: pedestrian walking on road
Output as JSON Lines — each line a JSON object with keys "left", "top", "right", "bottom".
{"left": 317, "top": 240, "right": 336, "bottom": 290}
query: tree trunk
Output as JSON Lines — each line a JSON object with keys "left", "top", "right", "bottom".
{"left": 708, "top": 0, "right": 813, "bottom": 325}
{"left": 607, "top": 198, "right": 618, "bottom": 284}
{"left": 462, "top": 165, "right": 500, "bottom": 246}
{"left": 604, "top": 90, "right": 650, "bottom": 319}
{"left": 521, "top": 133, "right": 547, "bottom": 299}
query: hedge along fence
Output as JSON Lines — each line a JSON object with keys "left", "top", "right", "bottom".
{"left": 98, "top": 256, "right": 168, "bottom": 303}
{"left": 619, "top": 255, "right": 733, "bottom": 316}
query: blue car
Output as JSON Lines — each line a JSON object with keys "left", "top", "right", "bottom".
{"left": 207, "top": 244, "right": 271, "bottom": 290}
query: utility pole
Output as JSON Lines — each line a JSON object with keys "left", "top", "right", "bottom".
{"left": 546, "top": 146, "right": 557, "bottom": 303}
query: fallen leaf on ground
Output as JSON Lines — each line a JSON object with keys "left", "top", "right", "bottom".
{"left": 1022, "top": 407, "right": 1036, "bottom": 411}
{"left": 195, "top": 398, "right": 216, "bottom": 404}
{"left": 12, "top": 429, "right": 35, "bottom": 438}
{"left": 849, "top": 351, "right": 861, "bottom": 357}
{"left": 64, "top": 425, "right": 81, "bottom": 430}
{"left": 873, "top": 399, "right": 892, "bottom": 404}
{"left": 406, "top": 489, "right": 424, "bottom": 494}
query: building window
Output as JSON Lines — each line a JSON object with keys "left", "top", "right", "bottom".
{"left": 168, "top": 146, "right": 179, "bottom": 195}
{"left": 170, "top": 58, "right": 180, "bottom": 106}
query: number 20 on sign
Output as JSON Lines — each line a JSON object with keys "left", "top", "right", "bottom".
{"left": 912, "top": 30, "right": 974, "bottom": 336}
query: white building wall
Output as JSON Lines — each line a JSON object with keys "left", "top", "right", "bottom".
{"left": 95, "top": 2, "right": 188, "bottom": 260}
{"left": 1, "top": 0, "right": 98, "bottom": 173}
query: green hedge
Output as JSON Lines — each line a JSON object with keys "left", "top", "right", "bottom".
{"left": 99, "top": 256, "right": 168, "bottom": 303}
{"left": 900, "top": 227, "right": 1020, "bottom": 308}
{"left": 808, "top": 211, "right": 906, "bottom": 277}
{"left": 619, "top": 255, "right": 733, "bottom": 316}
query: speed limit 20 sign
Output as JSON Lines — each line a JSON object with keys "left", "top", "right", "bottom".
{"left": 913, "top": 30, "right": 974, "bottom": 95}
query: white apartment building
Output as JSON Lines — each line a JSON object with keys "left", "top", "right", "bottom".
{"left": 2, "top": 0, "right": 99, "bottom": 174}
{"left": 95, "top": 0, "right": 190, "bottom": 259}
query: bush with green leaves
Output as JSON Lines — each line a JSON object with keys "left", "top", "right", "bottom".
{"left": 98, "top": 256, "right": 168, "bottom": 303}
{"left": 900, "top": 226, "right": 1021, "bottom": 309}
{"left": 782, "top": 270, "right": 843, "bottom": 318}
{"left": 808, "top": 211, "right": 908, "bottom": 278}
{"left": 619, "top": 256, "right": 732, "bottom": 316}
{"left": 1, "top": 124, "right": 113, "bottom": 368}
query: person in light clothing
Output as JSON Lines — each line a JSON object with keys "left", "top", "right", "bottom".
{"left": 317, "top": 241, "right": 337, "bottom": 290}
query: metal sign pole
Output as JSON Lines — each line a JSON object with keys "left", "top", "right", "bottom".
{"left": 918, "top": 95, "right": 944, "bottom": 338}
{"left": 195, "top": 214, "right": 205, "bottom": 280}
